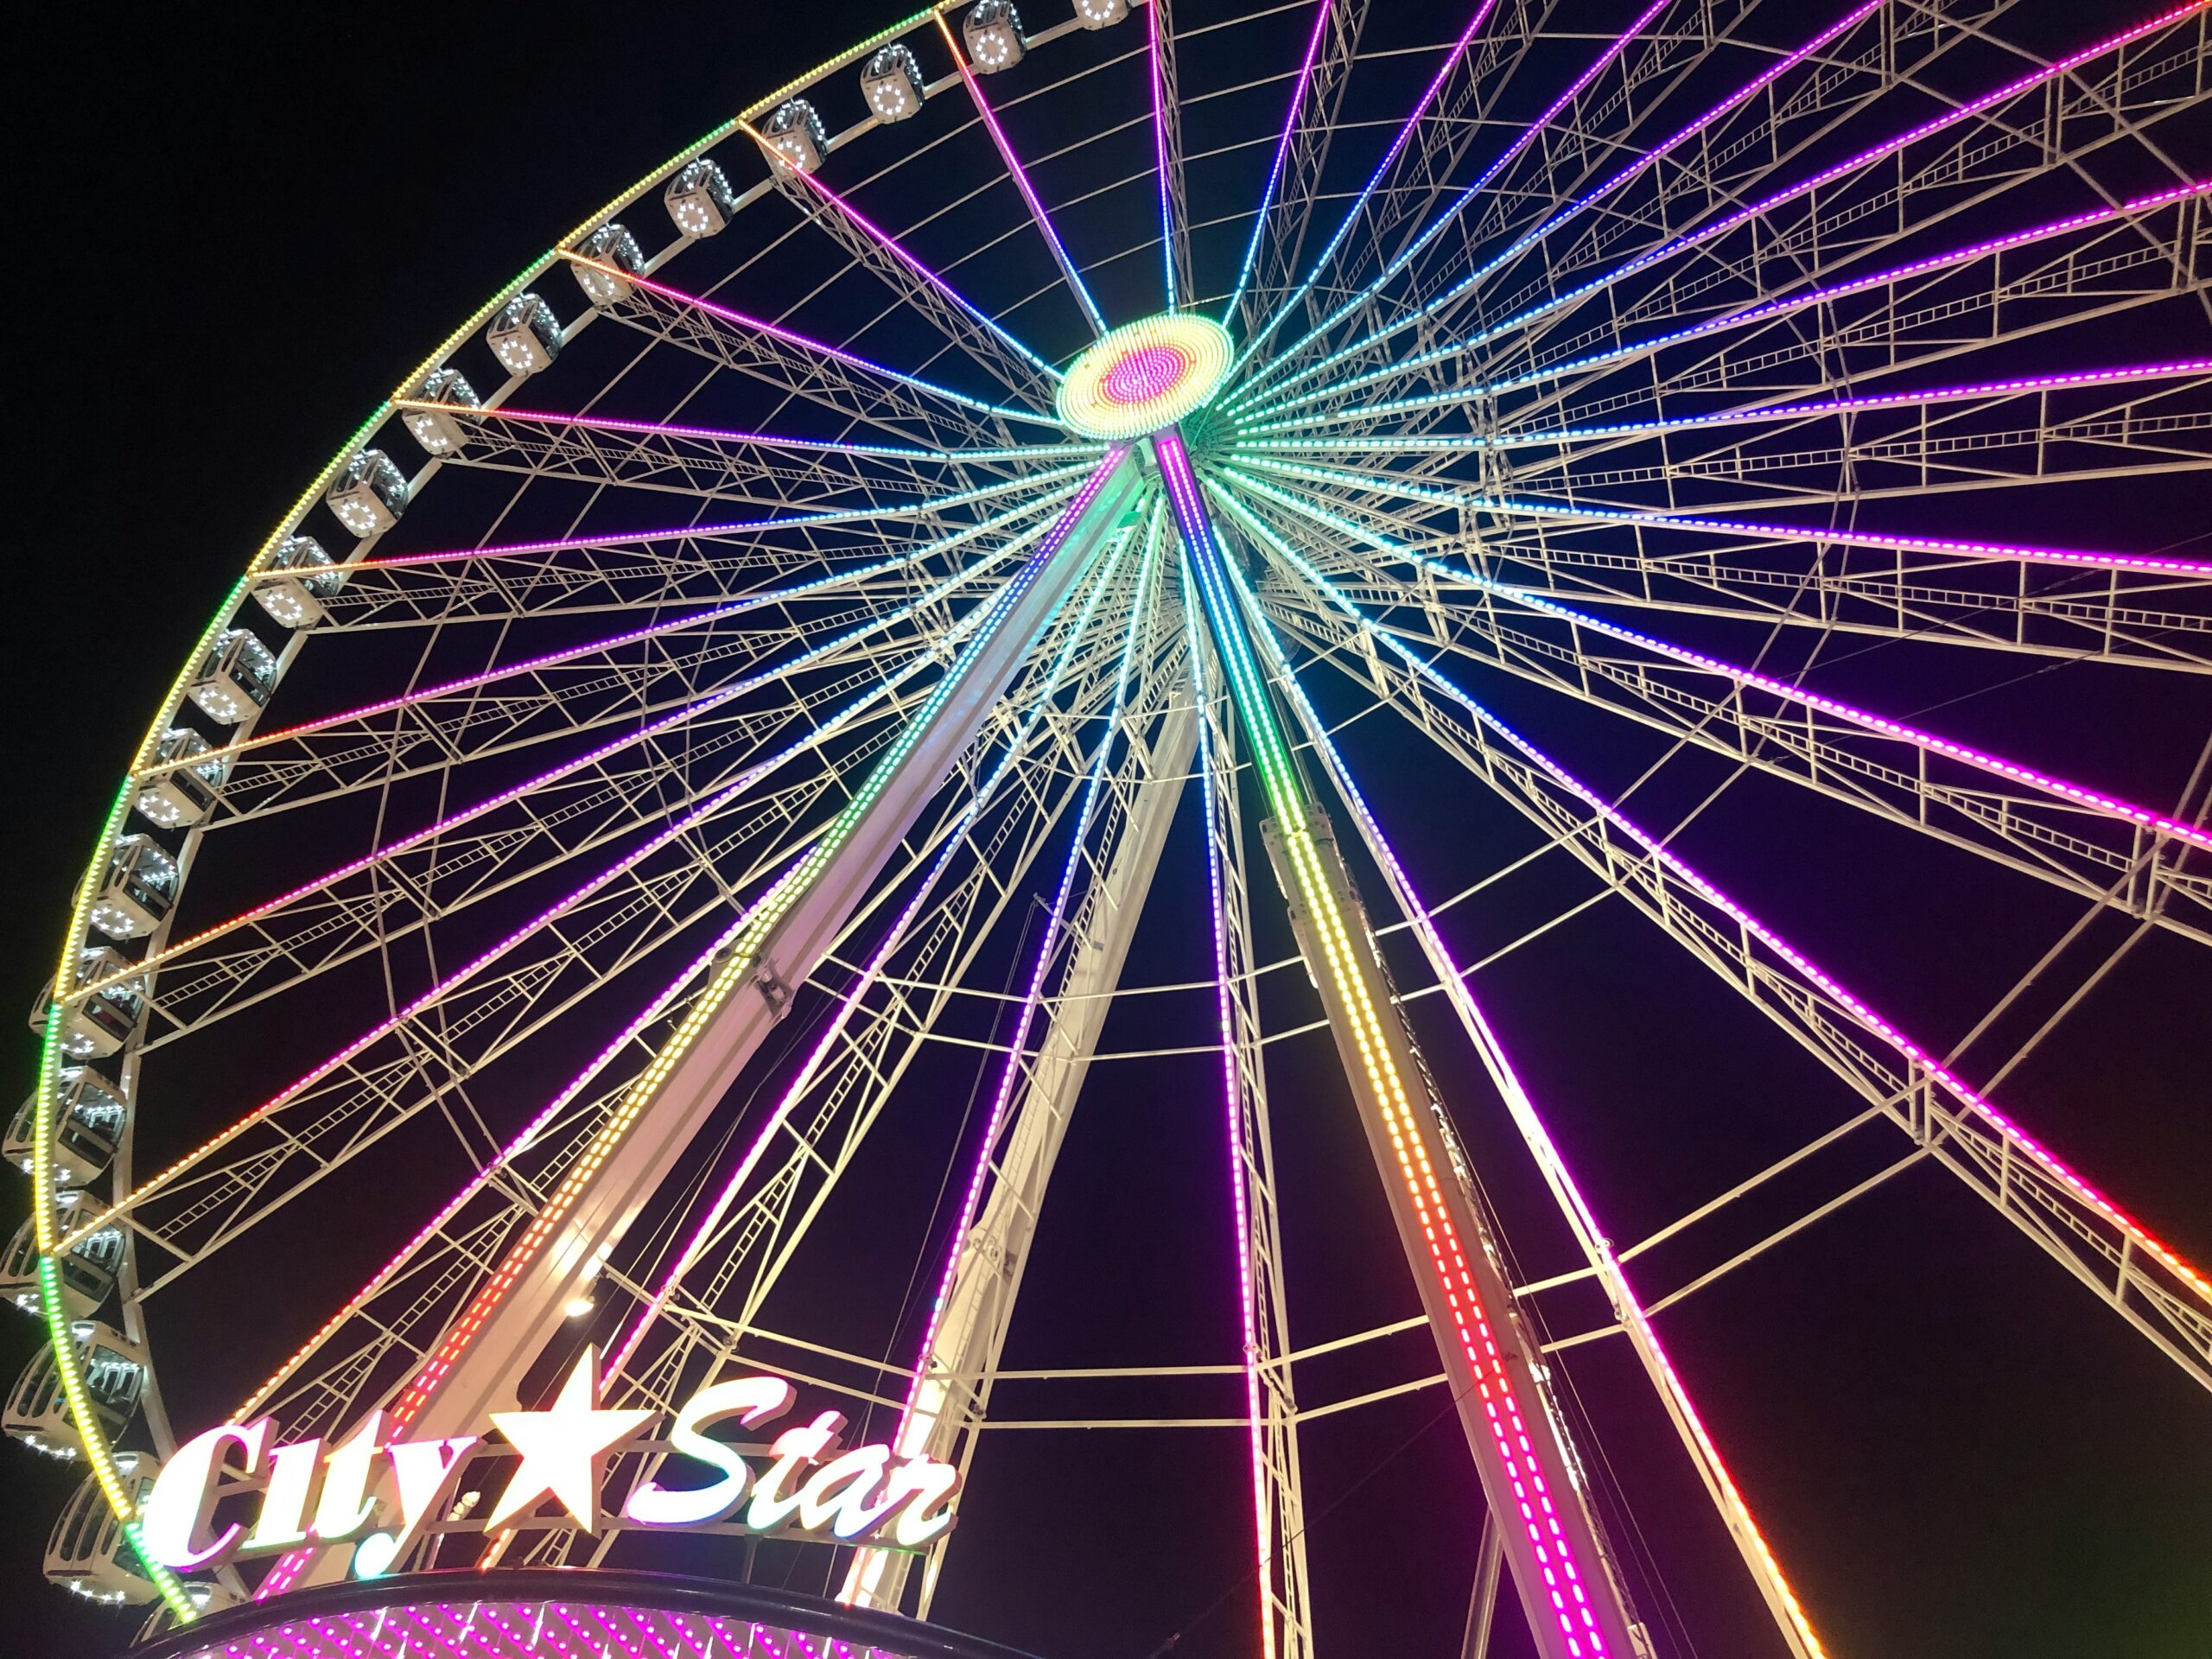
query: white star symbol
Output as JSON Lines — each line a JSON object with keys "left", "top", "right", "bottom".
{"left": 486, "top": 1345, "right": 653, "bottom": 1533}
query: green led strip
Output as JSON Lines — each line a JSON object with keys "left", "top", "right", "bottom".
{"left": 31, "top": 14, "right": 949, "bottom": 1618}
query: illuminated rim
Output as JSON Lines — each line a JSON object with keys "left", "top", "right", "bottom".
{"left": 1055, "top": 313, "right": 1232, "bottom": 440}
{"left": 24, "top": 0, "right": 2211, "bottom": 1648}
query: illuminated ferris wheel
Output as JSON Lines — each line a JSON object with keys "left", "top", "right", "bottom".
{"left": 12, "top": 2, "right": 2211, "bottom": 1656}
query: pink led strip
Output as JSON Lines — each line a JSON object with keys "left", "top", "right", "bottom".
{"left": 1165, "top": 445, "right": 1615, "bottom": 1655}
{"left": 349, "top": 461, "right": 1096, "bottom": 570}
{"left": 1242, "top": 359, "right": 2212, "bottom": 450}
{"left": 398, "top": 451, "right": 1128, "bottom": 1447}
{"left": 760, "top": 144, "right": 1063, "bottom": 381}
{"left": 1250, "top": 180, "right": 2212, "bottom": 423}
{"left": 65, "top": 753, "right": 830, "bottom": 1257}
{"left": 1237, "top": 467, "right": 2212, "bottom": 856}
{"left": 1238, "top": 535, "right": 1827, "bottom": 1655}
{"left": 1256, "top": 512, "right": 2212, "bottom": 1310}
{"left": 562, "top": 254, "right": 1057, "bottom": 421}
{"left": 935, "top": 10, "right": 1109, "bottom": 335}
{"left": 889, "top": 522, "right": 1161, "bottom": 1453}
{"left": 1224, "top": 454, "right": 2212, "bottom": 578}
{"left": 76, "top": 518, "right": 1064, "bottom": 1012}
{"left": 230, "top": 880, "right": 794, "bottom": 1422}
{"left": 246, "top": 863, "right": 812, "bottom": 1601}
{"left": 398, "top": 401, "right": 1096, "bottom": 464}
{"left": 1185, "top": 586, "right": 1285, "bottom": 1659}
{"left": 1221, "top": 0, "right": 1335, "bottom": 327}
{"left": 1234, "top": 0, "right": 1503, "bottom": 366}
{"left": 57, "top": 590, "right": 1021, "bottom": 1251}
{"left": 604, "top": 512, "right": 1144, "bottom": 1389}
{"left": 168, "top": 573, "right": 907, "bottom": 771}
{"left": 1231, "top": 0, "right": 1888, "bottom": 409}
{"left": 1244, "top": 12, "right": 2206, "bottom": 416}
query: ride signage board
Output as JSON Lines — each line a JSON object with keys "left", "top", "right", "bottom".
{"left": 139, "top": 1347, "right": 958, "bottom": 1580}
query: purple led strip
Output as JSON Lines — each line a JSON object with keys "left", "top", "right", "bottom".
{"left": 1231, "top": 0, "right": 1888, "bottom": 410}
{"left": 1221, "top": 0, "right": 1334, "bottom": 328}
{"left": 1244, "top": 470, "right": 2212, "bottom": 852}
{"left": 1249, "top": 179, "right": 2212, "bottom": 422}
{"left": 227, "top": 855, "right": 805, "bottom": 1421}
{"left": 603, "top": 454, "right": 1132, "bottom": 1382}
{"left": 1232, "top": 0, "right": 1503, "bottom": 370}
{"left": 888, "top": 518, "right": 1160, "bottom": 1455}
{"left": 1150, "top": 0, "right": 1185, "bottom": 312}
{"left": 1253, "top": 0, "right": 1672, "bottom": 379}
{"left": 63, "top": 556, "right": 1055, "bottom": 1240}
{"left": 1223, "top": 454, "right": 2212, "bottom": 577}
{"left": 575, "top": 259, "right": 1054, "bottom": 421}
{"left": 91, "top": 505, "right": 1069, "bottom": 1011}
{"left": 429, "top": 403, "right": 1096, "bottom": 463}
{"left": 351, "top": 461, "right": 1096, "bottom": 569}
{"left": 1182, "top": 571, "right": 1281, "bottom": 1659}
{"left": 1238, "top": 495, "right": 2212, "bottom": 1306}
{"left": 940, "top": 11, "right": 1110, "bottom": 335}
{"left": 774, "top": 159, "right": 1063, "bottom": 378}
{"left": 212, "top": 563, "right": 924, "bottom": 758}
{"left": 1345, "top": 11, "right": 2212, "bottom": 408}
{"left": 1244, "top": 590, "right": 1828, "bottom": 1655}
{"left": 1238, "top": 359, "right": 2212, "bottom": 449}
{"left": 1230, "top": 465, "right": 2212, "bottom": 845}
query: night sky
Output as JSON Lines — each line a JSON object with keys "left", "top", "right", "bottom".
{"left": 5, "top": 3, "right": 2209, "bottom": 1657}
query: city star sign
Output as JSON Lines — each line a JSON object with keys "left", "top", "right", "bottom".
{"left": 139, "top": 1347, "right": 960, "bottom": 1578}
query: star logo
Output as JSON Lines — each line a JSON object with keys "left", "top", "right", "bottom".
{"left": 486, "top": 1345, "right": 653, "bottom": 1533}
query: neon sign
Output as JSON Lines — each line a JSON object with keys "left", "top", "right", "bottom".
{"left": 139, "top": 1347, "right": 959, "bottom": 1578}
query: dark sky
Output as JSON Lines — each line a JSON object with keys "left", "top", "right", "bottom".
{"left": 4, "top": 3, "right": 2209, "bottom": 1658}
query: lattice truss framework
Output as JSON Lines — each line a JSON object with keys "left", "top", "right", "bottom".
{"left": 20, "top": 3, "right": 2211, "bottom": 1656}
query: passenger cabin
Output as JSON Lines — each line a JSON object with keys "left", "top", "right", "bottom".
{"left": 89, "top": 836, "right": 178, "bottom": 941}
{"left": 326, "top": 448, "right": 409, "bottom": 537}
{"left": 5, "top": 1067, "right": 128, "bottom": 1186}
{"left": 252, "top": 534, "right": 346, "bottom": 627}
{"left": 134, "top": 728, "right": 230, "bottom": 829}
{"left": 47, "top": 1455, "right": 162, "bottom": 1604}
{"left": 187, "top": 627, "right": 278, "bottom": 724}
{"left": 3, "top": 1320, "right": 147, "bottom": 1458}
{"left": 1, "top": 1200, "right": 124, "bottom": 1319}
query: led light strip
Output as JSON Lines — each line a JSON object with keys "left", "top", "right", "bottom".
{"left": 1219, "top": 478, "right": 1828, "bottom": 1656}
{"left": 573, "top": 258, "right": 1058, "bottom": 423}
{"left": 892, "top": 504, "right": 1161, "bottom": 1433}
{"left": 1222, "top": 454, "right": 2210, "bottom": 577}
{"left": 1223, "top": 464, "right": 2212, "bottom": 855}
{"left": 1222, "top": 0, "right": 1357, "bottom": 333}
{"left": 57, "top": 527, "right": 1068, "bottom": 1255}
{"left": 352, "top": 461, "right": 1098, "bottom": 570}
{"left": 1232, "top": 8, "right": 2206, "bottom": 414}
{"left": 1184, "top": 558, "right": 1283, "bottom": 1659}
{"left": 1235, "top": 359, "right": 2212, "bottom": 451}
{"left": 394, "top": 402, "right": 1100, "bottom": 465}
{"left": 1158, "top": 432, "right": 1616, "bottom": 1658}
{"left": 935, "top": 10, "right": 1110, "bottom": 336}
{"left": 1233, "top": 480, "right": 2212, "bottom": 1313}
{"left": 1230, "top": 0, "right": 1503, "bottom": 375}
{"left": 379, "top": 451, "right": 1124, "bottom": 1442}
{"left": 1229, "top": 0, "right": 1887, "bottom": 411}
{"left": 757, "top": 139, "right": 1065, "bottom": 383}
{"left": 1243, "top": 181, "right": 2212, "bottom": 423}
{"left": 611, "top": 502, "right": 1146, "bottom": 1390}
{"left": 1149, "top": 0, "right": 1187, "bottom": 313}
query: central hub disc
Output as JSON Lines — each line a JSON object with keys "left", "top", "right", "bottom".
{"left": 1058, "top": 312, "right": 1233, "bottom": 440}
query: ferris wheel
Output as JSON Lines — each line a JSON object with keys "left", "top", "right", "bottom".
{"left": 11, "top": 1, "right": 2210, "bottom": 1656}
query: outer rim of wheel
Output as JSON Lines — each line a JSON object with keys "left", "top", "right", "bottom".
{"left": 29, "top": 4, "right": 1004, "bottom": 1624}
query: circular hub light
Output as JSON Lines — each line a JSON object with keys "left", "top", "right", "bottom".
{"left": 1057, "top": 312, "right": 1233, "bottom": 440}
